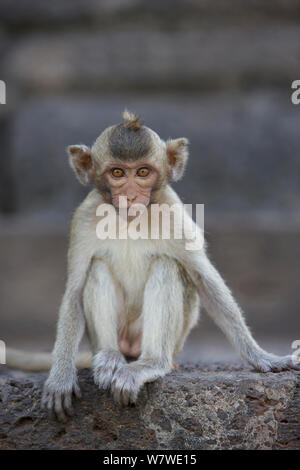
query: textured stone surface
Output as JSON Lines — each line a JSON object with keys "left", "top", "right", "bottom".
{"left": 0, "top": 366, "right": 299, "bottom": 450}
{"left": 10, "top": 91, "right": 300, "bottom": 213}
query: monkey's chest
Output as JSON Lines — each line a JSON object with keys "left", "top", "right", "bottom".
{"left": 98, "top": 238, "right": 160, "bottom": 320}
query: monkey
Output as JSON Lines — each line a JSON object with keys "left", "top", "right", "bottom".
{"left": 4, "top": 110, "right": 300, "bottom": 421}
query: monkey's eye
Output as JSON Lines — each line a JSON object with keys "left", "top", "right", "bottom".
{"left": 111, "top": 168, "right": 125, "bottom": 178}
{"left": 136, "top": 167, "right": 150, "bottom": 177}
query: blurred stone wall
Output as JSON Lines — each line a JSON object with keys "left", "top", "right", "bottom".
{"left": 0, "top": 1, "right": 300, "bottom": 353}
{"left": 0, "top": 0, "right": 300, "bottom": 216}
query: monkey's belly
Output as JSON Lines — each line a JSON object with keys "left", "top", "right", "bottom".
{"left": 104, "top": 240, "right": 154, "bottom": 321}
{"left": 111, "top": 249, "right": 150, "bottom": 358}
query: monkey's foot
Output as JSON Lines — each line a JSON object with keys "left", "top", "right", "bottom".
{"left": 41, "top": 379, "right": 81, "bottom": 422}
{"left": 110, "top": 363, "right": 164, "bottom": 406}
{"left": 251, "top": 353, "right": 300, "bottom": 373}
{"left": 93, "top": 350, "right": 126, "bottom": 390}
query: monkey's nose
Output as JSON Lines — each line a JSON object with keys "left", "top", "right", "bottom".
{"left": 118, "top": 195, "right": 137, "bottom": 209}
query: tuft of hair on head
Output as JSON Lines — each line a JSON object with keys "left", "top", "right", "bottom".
{"left": 122, "top": 109, "right": 142, "bottom": 131}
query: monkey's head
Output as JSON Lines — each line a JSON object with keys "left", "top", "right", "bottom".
{"left": 68, "top": 110, "right": 188, "bottom": 209}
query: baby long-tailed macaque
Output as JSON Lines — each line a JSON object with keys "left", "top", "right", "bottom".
{"left": 6, "top": 110, "right": 299, "bottom": 421}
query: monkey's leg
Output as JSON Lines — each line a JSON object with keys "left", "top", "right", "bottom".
{"left": 83, "top": 259, "right": 126, "bottom": 390}
{"left": 196, "top": 254, "right": 300, "bottom": 372}
{"left": 111, "top": 256, "right": 186, "bottom": 406}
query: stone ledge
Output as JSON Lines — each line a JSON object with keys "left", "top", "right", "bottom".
{"left": 0, "top": 366, "right": 299, "bottom": 450}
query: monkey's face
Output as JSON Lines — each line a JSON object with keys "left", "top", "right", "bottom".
{"left": 103, "top": 161, "right": 159, "bottom": 209}
{"left": 68, "top": 111, "right": 189, "bottom": 207}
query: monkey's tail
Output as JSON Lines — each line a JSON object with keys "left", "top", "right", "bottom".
{"left": 5, "top": 348, "right": 92, "bottom": 372}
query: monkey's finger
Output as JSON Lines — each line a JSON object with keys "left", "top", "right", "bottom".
{"left": 63, "top": 393, "right": 74, "bottom": 416}
{"left": 121, "top": 386, "right": 130, "bottom": 406}
{"left": 287, "top": 357, "right": 300, "bottom": 371}
{"left": 266, "top": 355, "right": 300, "bottom": 372}
{"left": 54, "top": 393, "right": 67, "bottom": 422}
{"left": 284, "top": 355, "right": 300, "bottom": 370}
{"left": 100, "top": 368, "right": 116, "bottom": 390}
{"left": 128, "top": 388, "right": 139, "bottom": 405}
{"left": 112, "top": 386, "right": 121, "bottom": 405}
{"left": 111, "top": 380, "right": 122, "bottom": 405}
{"left": 42, "top": 392, "right": 56, "bottom": 420}
{"left": 41, "top": 390, "right": 49, "bottom": 409}
{"left": 94, "top": 368, "right": 110, "bottom": 390}
{"left": 73, "top": 383, "right": 81, "bottom": 399}
{"left": 124, "top": 380, "right": 140, "bottom": 406}
{"left": 45, "top": 392, "right": 54, "bottom": 412}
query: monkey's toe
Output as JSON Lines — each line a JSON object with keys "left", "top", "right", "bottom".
{"left": 271, "top": 355, "right": 300, "bottom": 372}
{"left": 41, "top": 382, "right": 81, "bottom": 421}
{"left": 111, "top": 365, "right": 142, "bottom": 406}
{"left": 253, "top": 353, "right": 300, "bottom": 373}
{"left": 54, "top": 392, "right": 69, "bottom": 422}
{"left": 93, "top": 349, "right": 126, "bottom": 390}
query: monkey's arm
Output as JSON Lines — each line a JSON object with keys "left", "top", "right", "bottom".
{"left": 190, "top": 250, "right": 300, "bottom": 372}
{"left": 42, "top": 202, "right": 97, "bottom": 420}
{"left": 42, "top": 266, "right": 91, "bottom": 420}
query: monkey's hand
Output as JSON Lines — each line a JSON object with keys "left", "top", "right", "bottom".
{"left": 41, "top": 369, "right": 81, "bottom": 422}
{"left": 93, "top": 349, "right": 126, "bottom": 390}
{"left": 248, "top": 351, "right": 300, "bottom": 373}
{"left": 111, "top": 362, "right": 166, "bottom": 406}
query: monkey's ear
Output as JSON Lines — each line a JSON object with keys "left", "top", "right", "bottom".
{"left": 166, "top": 138, "right": 189, "bottom": 182}
{"left": 67, "top": 144, "right": 94, "bottom": 185}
